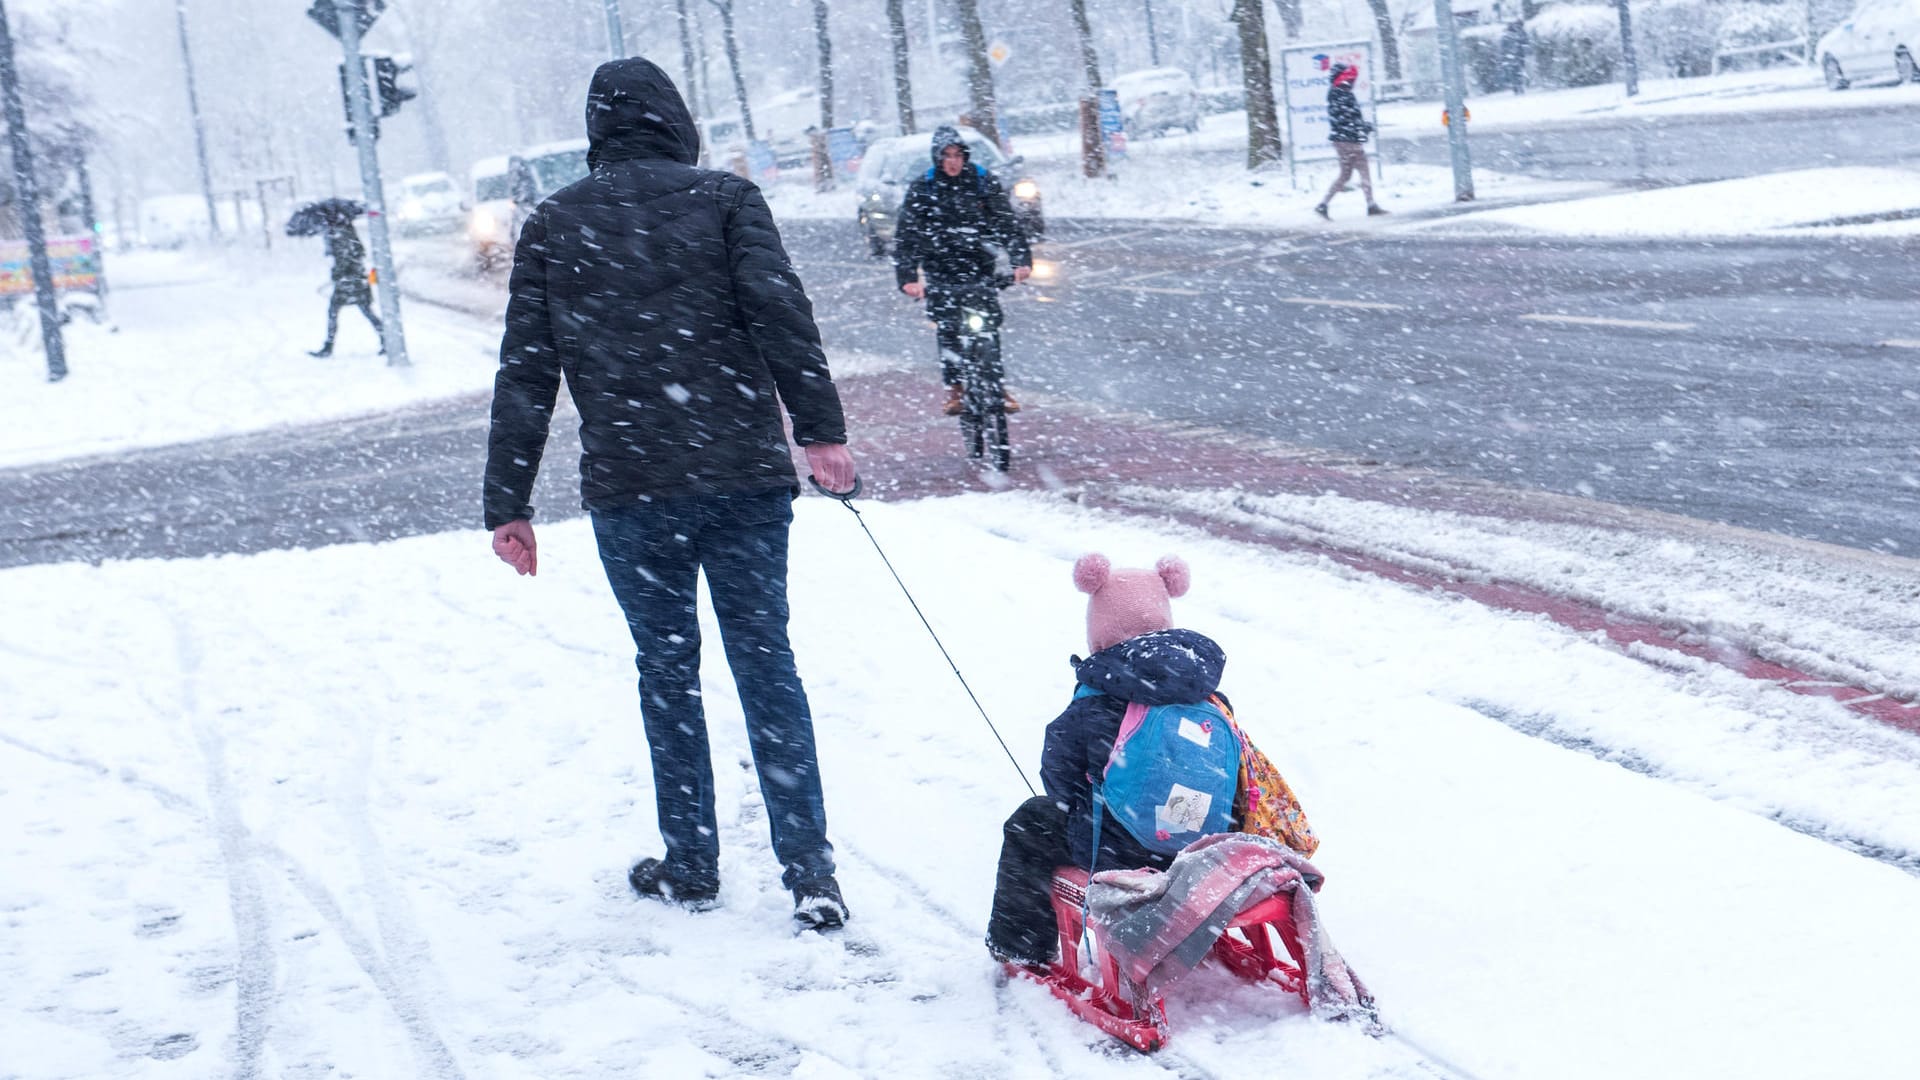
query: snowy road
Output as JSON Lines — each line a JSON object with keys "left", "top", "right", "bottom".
{"left": 785, "top": 220, "right": 1920, "bottom": 556}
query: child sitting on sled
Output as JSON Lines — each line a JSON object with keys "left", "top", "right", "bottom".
{"left": 985, "top": 552, "right": 1317, "bottom": 968}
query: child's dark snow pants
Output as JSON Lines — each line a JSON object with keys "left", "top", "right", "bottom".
{"left": 987, "top": 796, "right": 1072, "bottom": 965}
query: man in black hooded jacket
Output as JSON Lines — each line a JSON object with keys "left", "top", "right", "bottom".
{"left": 484, "top": 57, "right": 858, "bottom": 931}
{"left": 892, "top": 125, "right": 1032, "bottom": 415}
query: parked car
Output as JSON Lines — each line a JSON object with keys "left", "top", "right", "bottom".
{"left": 1111, "top": 67, "right": 1202, "bottom": 136}
{"left": 854, "top": 127, "right": 1044, "bottom": 257}
{"left": 466, "top": 140, "right": 591, "bottom": 268}
{"left": 1818, "top": 0, "right": 1919, "bottom": 88}
{"left": 392, "top": 171, "right": 465, "bottom": 236}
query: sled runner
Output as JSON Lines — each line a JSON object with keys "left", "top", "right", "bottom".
{"left": 1008, "top": 865, "right": 1311, "bottom": 1053}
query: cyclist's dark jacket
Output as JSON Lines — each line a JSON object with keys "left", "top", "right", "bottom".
{"left": 485, "top": 57, "right": 846, "bottom": 529}
{"left": 892, "top": 138, "right": 1032, "bottom": 291}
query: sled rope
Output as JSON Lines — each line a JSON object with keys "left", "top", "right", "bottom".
{"left": 815, "top": 478, "right": 1037, "bottom": 796}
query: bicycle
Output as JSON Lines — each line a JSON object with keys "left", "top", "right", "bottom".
{"left": 943, "top": 272, "right": 1017, "bottom": 472}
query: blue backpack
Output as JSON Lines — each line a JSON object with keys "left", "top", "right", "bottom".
{"left": 1086, "top": 690, "right": 1243, "bottom": 857}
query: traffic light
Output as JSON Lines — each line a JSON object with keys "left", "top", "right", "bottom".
{"left": 372, "top": 55, "right": 417, "bottom": 118}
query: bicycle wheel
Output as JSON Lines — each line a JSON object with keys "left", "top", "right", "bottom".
{"left": 989, "top": 409, "right": 1011, "bottom": 472}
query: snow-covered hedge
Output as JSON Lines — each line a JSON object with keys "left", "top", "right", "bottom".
{"left": 1527, "top": 4, "right": 1623, "bottom": 88}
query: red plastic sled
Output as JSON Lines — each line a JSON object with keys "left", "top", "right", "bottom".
{"left": 1006, "top": 866, "right": 1309, "bottom": 1052}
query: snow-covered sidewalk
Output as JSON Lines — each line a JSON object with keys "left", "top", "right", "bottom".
{"left": 4, "top": 495, "right": 1919, "bottom": 1078}
{"left": 0, "top": 249, "right": 502, "bottom": 469}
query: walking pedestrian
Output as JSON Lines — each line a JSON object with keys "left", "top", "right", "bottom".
{"left": 484, "top": 57, "right": 859, "bottom": 932}
{"left": 1314, "top": 63, "right": 1386, "bottom": 221}
{"left": 309, "top": 220, "right": 383, "bottom": 357}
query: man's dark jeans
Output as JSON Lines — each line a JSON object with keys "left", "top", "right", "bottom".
{"left": 591, "top": 488, "right": 834, "bottom": 894}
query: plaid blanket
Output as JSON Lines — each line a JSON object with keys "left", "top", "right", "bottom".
{"left": 1087, "top": 833, "right": 1375, "bottom": 1021}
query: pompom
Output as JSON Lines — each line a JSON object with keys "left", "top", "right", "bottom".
{"left": 1156, "top": 555, "right": 1191, "bottom": 598}
{"left": 1073, "top": 552, "right": 1111, "bottom": 595}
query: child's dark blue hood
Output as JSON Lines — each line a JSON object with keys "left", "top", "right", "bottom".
{"left": 1072, "top": 629, "right": 1225, "bottom": 705}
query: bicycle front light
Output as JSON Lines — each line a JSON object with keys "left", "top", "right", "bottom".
{"left": 965, "top": 312, "right": 986, "bottom": 332}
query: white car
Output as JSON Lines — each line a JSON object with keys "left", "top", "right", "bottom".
{"left": 1111, "top": 67, "right": 1202, "bottom": 136}
{"left": 1818, "top": 0, "right": 1919, "bottom": 88}
{"left": 466, "top": 140, "right": 591, "bottom": 268}
{"left": 392, "top": 171, "right": 464, "bottom": 236}
{"left": 467, "top": 155, "right": 515, "bottom": 266}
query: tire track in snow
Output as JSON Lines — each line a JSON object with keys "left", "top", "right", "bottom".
{"left": 146, "top": 600, "right": 275, "bottom": 1080}
{"left": 148, "top": 596, "right": 466, "bottom": 1079}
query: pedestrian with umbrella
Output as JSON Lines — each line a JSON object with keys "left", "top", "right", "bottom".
{"left": 286, "top": 198, "right": 383, "bottom": 357}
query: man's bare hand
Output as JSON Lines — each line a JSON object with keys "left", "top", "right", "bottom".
{"left": 901, "top": 281, "right": 925, "bottom": 300}
{"left": 805, "top": 443, "right": 857, "bottom": 496}
{"left": 1012, "top": 266, "right": 1032, "bottom": 284}
{"left": 492, "top": 519, "right": 538, "bottom": 576}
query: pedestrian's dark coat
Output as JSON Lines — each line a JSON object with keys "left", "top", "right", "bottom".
{"left": 1040, "top": 628, "right": 1230, "bottom": 872}
{"left": 484, "top": 58, "right": 846, "bottom": 529}
{"left": 891, "top": 128, "right": 1032, "bottom": 291}
{"left": 323, "top": 224, "right": 371, "bottom": 301}
{"left": 1326, "top": 80, "right": 1372, "bottom": 144}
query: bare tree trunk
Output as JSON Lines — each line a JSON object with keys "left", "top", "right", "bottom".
{"left": 1067, "top": 0, "right": 1103, "bottom": 91}
{"left": 1365, "top": 0, "right": 1403, "bottom": 82}
{"left": 813, "top": 0, "right": 833, "bottom": 128}
{"left": 1231, "top": 0, "right": 1283, "bottom": 168}
{"left": 950, "top": 0, "right": 1000, "bottom": 146}
{"left": 1271, "top": 0, "right": 1303, "bottom": 39}
{"left": 885, "top": 0, "right": 914, "bottom": 133}
{"left": 675, "top": 0, "right": 702, "bottom": 122}
{"left": 706, "top": 0, "right": 754, "bottom": 141}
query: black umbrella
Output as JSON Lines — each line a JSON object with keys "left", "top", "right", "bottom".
{"left": 284, "top": 198, "right": 365, "bottom": 237}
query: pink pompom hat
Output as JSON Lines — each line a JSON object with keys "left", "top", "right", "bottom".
{"left": 1073, "top": 552, "right": 1192, "bottom": 653}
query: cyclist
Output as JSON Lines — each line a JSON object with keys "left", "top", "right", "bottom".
{"left": 893, "top": 125, "right": 1033, "bottom": 415}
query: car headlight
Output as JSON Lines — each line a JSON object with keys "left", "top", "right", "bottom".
{"left": 1012, "top": 180, "right": 1039, "bottom": 201}
{"left": 397, "top": 199, "right": 425, "bottom": 221}
{"left": 470, "top": 208, "right": 498, "bottom": 240}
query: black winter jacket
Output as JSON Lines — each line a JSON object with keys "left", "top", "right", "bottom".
{"left": 1040, "top": 629, "right": 1230, "bottom": 872}
{"left": 892, "top": 157, "right": 1032, "bottom": 291}
{"left": 1327, "top": 83, "right": 1372, "bottom": 144}
{"left": 323, "top": 224, "right": 371, "bottom": 299}
{"left": 484, "top": 58, "right": 846, "bottom": 529}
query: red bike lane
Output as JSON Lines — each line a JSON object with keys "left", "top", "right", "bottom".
{"left": 822, "top": 370, "right": 1920, "bottom": 737}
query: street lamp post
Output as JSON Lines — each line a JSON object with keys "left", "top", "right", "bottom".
{"left": 602, "top": 0, "right": 625, "bottom": 59}
{"left": 1143, "top": 0, "right": 1161, "bottom": 66}
{"left": 173, "top": 0, "right": 220, "bottom": 239}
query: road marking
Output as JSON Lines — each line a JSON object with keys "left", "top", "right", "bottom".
{"left": 1041, "top": 228, "right": 1156, "bottom": 250}
{"left": 1520, "top": 313, "right": 1696, "bottom": 331}
{"left": 1880, "top": 339, "right": 1920, "bottom": 350}
{"left": 1110, "top": 285, "right": 1203, "bottom": 296}
{"left": 1121, "top": 268, "right": 1174, "bottom": 283}
{"left": 1278, "top": 296, "right": 1406, "bottom": 311}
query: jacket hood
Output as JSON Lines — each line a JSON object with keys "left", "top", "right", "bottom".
{"left": 585, "top": 58, "right": 699, "bottom": 169}
{"left": 929, "top": 124, "right": 970, "bottom": 168}
{"left": 1072, "top": 629, "right": 1225, "bottom": 705}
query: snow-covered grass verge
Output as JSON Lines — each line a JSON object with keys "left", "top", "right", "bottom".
{"left": 0, "top": 247, "right": 903, "bottom": 470}
{"left": 1426, "top": 165, "right": 1920, "bottom": 236}
{"left": 3, "top": 494, "right": 1918, "bottom": 1078}
{"left": 0, "top": 248, "right": 501, "bottom": 470}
